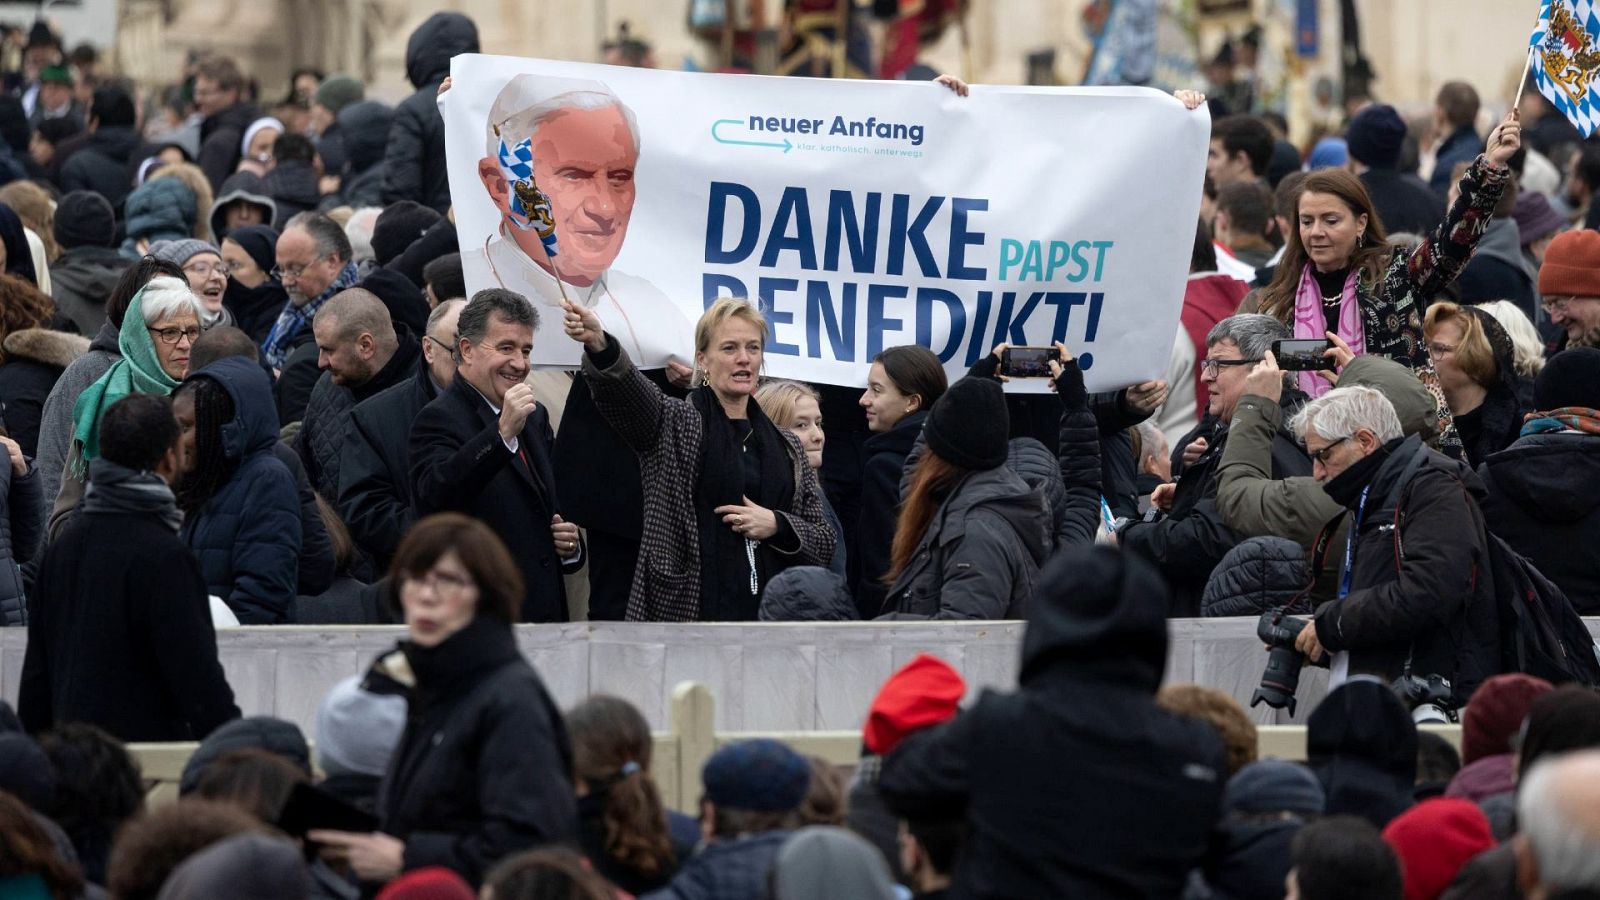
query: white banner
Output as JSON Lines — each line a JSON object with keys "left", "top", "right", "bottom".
{"left": 445, "top": 56, "right": 1209, "bottom": 392}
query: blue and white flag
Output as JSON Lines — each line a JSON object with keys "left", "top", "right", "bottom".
{"left": 496, "top": 134, "right": 560, "bottom": 257}
{"left": 1529, "top": 0, "right": 1600, "bottom": 137}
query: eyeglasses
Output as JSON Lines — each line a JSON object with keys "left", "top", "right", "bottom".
{"left": 426, "top": 335, "right": 455, "bottom": 353}
{"left": 147, "top": 325, "right": 202, "bottom": 345}
{"left": 220, "top": 260, "right": 254, "bottom": 277}
{"left": 1542, "top": 296, "right": 1572, "bottom": 314}
{"left": 1199, "top": 357, "right": 1261, "bottom": 377}
{"left": 1308, "top": 436, "right": 1350, "bottom": 465}
{"left": 183, "top": 262, "right": 229, "bottom": 280}
{"left": 404, "top": 570, "right": 474, "bottom": 596}
{"left": 1427, "top": 341, "right": 1457, "bottom": 357}
{"left": 270, "top": 255, "right": 327, "bottom": 283}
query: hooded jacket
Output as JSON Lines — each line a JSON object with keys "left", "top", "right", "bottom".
{"left": 178, "top": 357, "right": 303, "bottom": 624}
{"left": 882, "top": 464, "right": 1050, "bottom": 620}
{"left": 1306, "top": 680, "right": 1417, "bottom": 828}
{"left": 59, "top": 125, "right": 141, "bottom": 214}
{"left": 1480, "top": 432, "right": 1600, "bottom": 614}
{"left": 1193, "top": 761, "right": 1324, "bottom": 900}
{"left": 120, "top": 177, "right": 196, "bottom": 259}
{"left": 757, "top": 565, "right": 857, "bottom": 621}
{"left": 1311, "top": 436, "right": 1502, "bottom": 706}
{"left": 262, "top": 161, "right": 323, "bottom": 230}
{"left": 879, "top": 547, "right": 1226, "bottom": 899}
{"left": 337, "top": 101, "right": 393, "bottom": 210}
{"left": 207, "top": 171, "right": 276, "bottom": 242}
{"left": 49, "top": 246, "right": 131, "bottom": 336}
{"left": 0, "top": 328, "right": 90, "bottom": 459}
{"left": 1201, "top": 536, "right": 1311, "bottom": 617}
{"left": 383, "top": 13, "right": 479, "bottom": 212}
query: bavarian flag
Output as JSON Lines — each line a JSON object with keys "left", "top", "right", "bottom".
{"left": 1530, "top": 0, "right": 1600, "bottom": 136}
{"left": 496, "top": 134, "right": 560, "bottom": 258}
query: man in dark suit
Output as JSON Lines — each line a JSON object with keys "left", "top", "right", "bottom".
{"left": 409, "top": 289, "right": 582, "bottom": 622}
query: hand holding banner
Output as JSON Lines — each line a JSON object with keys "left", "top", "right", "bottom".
{"left": 445, "top": 56, "right": 1209, "bottom": 392}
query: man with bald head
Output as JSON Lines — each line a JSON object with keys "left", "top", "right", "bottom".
{"left": 296, "top": 288, "right": 422, "bottom": 500}
{"left": 1515, "top": 749, "right": 1600, "bottom": 898}
{"left": 466, "top": 75, "right": 689, "bottom": 366}
{"left": 338, "top": 298, "right": 465, "bottom": 568}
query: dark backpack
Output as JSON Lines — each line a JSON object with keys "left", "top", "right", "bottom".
{"left": 1391, "top": 443, "right": 1600, "bottom": 687}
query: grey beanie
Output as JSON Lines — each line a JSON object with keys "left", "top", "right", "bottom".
{"left": 149, "top": 238, "right": 218, "bottom": 269}
{"left": 315, "top": 675, "right": 407, "bottom": 778}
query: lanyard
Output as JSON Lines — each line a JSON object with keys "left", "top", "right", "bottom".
{"left": 1338, "top": 485, "right": 1370, "bottom": 601}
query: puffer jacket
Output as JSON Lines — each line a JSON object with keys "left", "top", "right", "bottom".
{"left": 383, "top": 13, "right": 479, "bottom": 212}
{"left": 49, "top": 247, "right": 131, "bottom": 336}
{"left": 1311, "top": 436, "right": 1502, "bottom": 707}
{"left": 178, "top": 357, "right": 303, "bottom": 624}
{"left": 1201, "top": 536, "right": 1310, "bottom": 617}
{"left": 881, "top": 464, "right": 1051, "bottom": 620}
{"left": 0, "top": 328, "right": 90, "bottom": 459}
{"left": 120, "top": 177, "right": 197, "bottom": 259}
{"left": 1479, "top": 432, "right": 1600, "bottom": 614}
{"left": 337, "top": 101, "right": 393, "bottom": 210}
{"left": 642, "top": 831, "right": 791, "bottom": 900}
{"left": 0, "top": 457, "right": 42, "bottom": 625}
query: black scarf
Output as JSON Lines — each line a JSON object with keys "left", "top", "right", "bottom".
{"left": 1321, "top": 437, "right": 1406, "bottom": 509}
{"left": 690, "top": 388, "right": 795, "bottom": 621}
{"left": 399, "top": 616, "right": 522, "bottom": 710}
{"left": 83, "top": 458, "right": 183, "bottom": 532}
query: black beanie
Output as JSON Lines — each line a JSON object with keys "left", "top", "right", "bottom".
{"left": 372, "top": 201, "right": 442, "bottom": 267}
{"left": 52, "top": 191, "right": 117, "bottom": 249}
{"left": 1345, "top": 104, "right": 1406, "bottom": 170}
{"left": 1534, "top": 347, "right": 1600, "bottom": 411}
{"left": 924, "top": 376, "right": 1008, "bottom": 471}
{"left": 225, "top": 224, "right": 280, "bottom": 275}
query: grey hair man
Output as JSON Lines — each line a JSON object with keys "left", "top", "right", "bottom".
{"left": 464, "top": 75, "right": 685, "bottom": 367}
{"left": 1283, "top": 385, "right": 1499, "bottom": 707}
{"left": 1115, "top": 313, "right": 1312, "bottom": 616}
{"left": 1516, "top": 749, "right": 1600, "bottom": 898}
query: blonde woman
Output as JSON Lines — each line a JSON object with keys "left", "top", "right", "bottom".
{"left": 756, "top": 379, "right": 846, "bottom": 578}
{"left": 564, "top": 297, "right": 835, "bottom": 621}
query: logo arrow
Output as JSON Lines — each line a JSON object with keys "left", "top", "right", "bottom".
{"left": 711, "top": 119, "right": 793, "bottom": 153}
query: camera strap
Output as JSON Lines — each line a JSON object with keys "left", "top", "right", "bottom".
{"left": 1337, "top": 486, "right": 1370, "bottom": 602}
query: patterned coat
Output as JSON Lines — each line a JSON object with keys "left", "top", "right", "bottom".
{"left": 1339, "top": 155, "right": 1510, "bottom": 368}
{"left": 581, "top": 340, "right": 836, "bottom": 622}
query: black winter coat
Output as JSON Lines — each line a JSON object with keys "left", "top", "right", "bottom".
{"left": 1480, "top": 432, "right": 1600, "bottom": 614}
{"left": 383, "top": 14, "right": 478, "bottom": 212}
{"left": 263, "top": 161, "right": 324, "bottom": 230}
{"left": 1312, "top": 437, "right": 1502, "bottom": 706}
{"left": 1360, "top": 168, "right": 1445, "bottom": 237}
{"left": 0, "top": 328, "right": 88, "bottom": 459}
{"left": 297, "top": 327, "right": 421, "bottom": 500}
{"left": 1124, "top": 410, "right": 1312, "bottom": 617}
{"left": 854, "top": 410, "right": 925, "bottom": 616}
{"left": 276, "top": 331, "right": 321, "bottom": 426}
{"left": 180, "top": 358, "right": 303, "bottom": 624}
{"left": 0, "top": 460, "right": 41, "bottom": 626}
{"left": 411, "top": 377, "right": 582, "bottom": 622}
{"left": 1306, "top": 680, "right": 1417, "bottom": 828}
{"left": 880, "top": 547, "right": 1226, "bottom": 899}
{"left": 374, "top": 618, "right": 577, "bottom": 887}
{"left": 1201, "top": 536, "right": 1312, "bottom": 617}
{"left": 271, "top": 442, "right": 336, "bottom": 597}
{"left": 59, "top": 126, "right": 140, "bottom": 215}
{"left": 49, "top": 247, "right": 131, "bottom": 336}
{"left": 198, "top": 103, "right": 262, "bottom": 191}
{"left": 19, "top": 507, "right": 239, "bottom": 741}
{"left": 223, "top": 277, "right": 289, "bottom": 345}
{"left": 337, "top": 361, "right": 438, "bottom": 568}
{"left": 336, "top": 101, "right": 392, "bottom": 209}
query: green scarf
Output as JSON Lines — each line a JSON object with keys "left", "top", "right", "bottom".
{"left": 71, "top": 288, "right": 183, "bottom": 466}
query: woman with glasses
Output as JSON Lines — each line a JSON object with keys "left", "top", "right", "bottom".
{"left": 308, "top": 513, "right": 578, "bottom": 890}
{"left": 50, "top": 275, "right": 204, "bottom": 538}
{"left": 172, "top": 355, "right": 302, "bottom": 624}
{"left": 218, "top": 225, "right": 287, "bottom": 343}
{"left": 150, "top": 238, "right": 234, "bottom": 328}
{"left": 1423, "top": 301, "right": 1528, "bottom": 466}
{"left": 1251, "top": 110, "right": 1522, "bottom": 401}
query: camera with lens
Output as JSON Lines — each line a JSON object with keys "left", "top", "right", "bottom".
{"left": 1251, "top": 609, "right": 1309, "bottom": 716}
{"left": 1392, "top": 672, "right": 1455, "bottom": 724}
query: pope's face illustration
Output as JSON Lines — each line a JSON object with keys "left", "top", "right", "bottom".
{"left": 481, "top": 104, "right": 638, "bottom": 287}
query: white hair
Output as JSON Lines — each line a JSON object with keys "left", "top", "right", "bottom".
{"left": 137, "top": 275, "right": 205, "bottom": 326}
{"left": 1288, "top": 385, "right": 1403, "bottom": 444}
{"left": 1475, "top": 300, "right": 1547, "bottom": 379}
{"left": 486, "top": 86, "right": 641, "bottom": 159}
{"left": 344, "top": 207, "right": 382, "bottom": 265}
{"left": 1518, "top": 750, "right": 1600, "bottom": 892}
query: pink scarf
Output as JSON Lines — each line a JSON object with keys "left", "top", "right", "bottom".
{"left": 1292, "top": 263, "right": 1366, "bottom": 397}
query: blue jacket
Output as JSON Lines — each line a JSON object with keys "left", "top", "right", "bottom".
{"left": 180, "top": 357, "right": 302, "bottom": 624}
{"left": 642, "top": 831, "right": 791, "bottom": 900}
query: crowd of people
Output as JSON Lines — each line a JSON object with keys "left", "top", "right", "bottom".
{"left": 0, "top": 8, "right": 1593, "bottom": 899}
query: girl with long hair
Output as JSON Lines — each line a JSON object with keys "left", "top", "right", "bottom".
{"left": 756, "top": 379, "right": 846, "bottom": 579}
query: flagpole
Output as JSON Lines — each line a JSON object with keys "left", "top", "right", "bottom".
{"left": 1514, "top": 45, "right": 1536, "bottom": 112}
